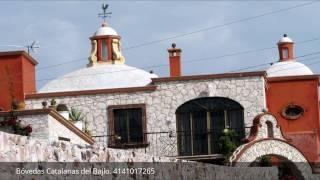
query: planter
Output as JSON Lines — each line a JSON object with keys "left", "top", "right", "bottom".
{"left": 74, "top": 121, "right": 83, "bottom": 130}
{"left": 59, "top": 111, "right": 69, "bottom": 120}
{"left": 49, "top": 105, "right": 57, "bottom": 110}
{"left": 17, "top": 101, "right": 26, "bottom": 110}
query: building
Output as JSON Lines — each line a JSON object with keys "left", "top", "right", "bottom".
{"left": 0, "top": 8, "right": 319, "bottom": 174}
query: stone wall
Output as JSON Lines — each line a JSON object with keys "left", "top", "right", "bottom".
{"left": 17, "top": 114, "right": 89, "bottom": 145}
{"left": 18, "top": 114, "right": 49, "bottom": 140}
{"left": 26, "top": 76, "right": 266, "bottom": 156}
{"left": 0, "top": 131, "right": 279, "bottom": 180}
{"left": 47, "top": 115, "right": 88, "bottom": 145}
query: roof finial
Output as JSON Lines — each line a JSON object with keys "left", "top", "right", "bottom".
{"left": 98, "top": 4, "right": 112, "bottom": 23}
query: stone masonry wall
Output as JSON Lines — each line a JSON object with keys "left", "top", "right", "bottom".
{"left": 47, "top": 115, "right": 89, "bottom": 145}
{"left": 18, "top": 114, "right": 89, "bottom": 145}
{"left": 0, "top": 131, "right": 278, "bottom": 180}
{"left": 26, "top": 76, "right": 266, "bottom": 156}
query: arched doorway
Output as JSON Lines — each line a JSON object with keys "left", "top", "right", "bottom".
{"left": 229, "top": 113, "right": 313, "bottom": 179}
{"left": 251, "top": 154, "right": 304, "bottom": 180}
{"left": 176, "top": 97, "right": 245, "bottom": 156}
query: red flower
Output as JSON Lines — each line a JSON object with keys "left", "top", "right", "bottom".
{"left": 24, "top": 125, "right": 32, "bottom": 134}
{"left": 7, "top": 118, "right": 17, "bottom": 126}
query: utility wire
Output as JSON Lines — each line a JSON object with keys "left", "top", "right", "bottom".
{"left": 2, "top": 35, "right": 320, "bottom": 84}
{"left": 10, "top": 50, "right": 320, "bottom": 85}
{"left": 229, "top": 52, "right": 320, "bottom": 72}
{"left": 122, "top": 1, "right": 317, "bottom": 50}
{"left": 2, "top": 1, "right": 317, "bottom": 72}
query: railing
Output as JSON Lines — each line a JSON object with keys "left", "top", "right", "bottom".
{"left": 92, "top": 127, "right": 250, "bottom": 157}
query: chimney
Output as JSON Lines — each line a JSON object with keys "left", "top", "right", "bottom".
{"left": 277, "top": 34, "right": 294, "bottom": 62}
{"left": 167, "top": 43, "right": 182, "bottom": 77}
{"left": 0, "top": 51, "right": 37, "bottom": 110}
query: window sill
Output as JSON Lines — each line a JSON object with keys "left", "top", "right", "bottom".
{"left": 108, "top": 142, "right": 149, "bottom": 149}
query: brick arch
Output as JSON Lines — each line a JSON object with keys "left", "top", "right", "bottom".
{"left": 230, "top": 139, "right": 312, "bottom": 178}
{"left": 229, "top": 113, "right": 313, "bottom": 178}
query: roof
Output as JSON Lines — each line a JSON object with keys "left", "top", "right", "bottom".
{"left": 267, "top": 74, "right": 320, "bottom": 82}
{"left": 0, "top": 109, "right": 94, "bottom": 145}
{"left": 278, "top": 36, "right": 293, "bottom": 44}
{"left": 152, "top": 71, "right": 266, "bottom": 83}
{"left": 266, "top": 61, "right": 313, "bottom": 77}
{"left": 39, "top": 64, "right": 158, "bottom": 93}
{"left": 27, "top": 71, "right": 266, "bottom": 99}
{"left": 0, "top": 51, "right": 38, "bottom": 65}
{"left": 93, "top": 23, "right": 118, "bottom": 36}
{"left": 26, "top": 85, "right": 157, "bottom": 99}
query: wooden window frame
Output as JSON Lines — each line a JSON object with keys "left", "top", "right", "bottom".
{"left": 107, "top": 104, "right": 148, "bottom": 148}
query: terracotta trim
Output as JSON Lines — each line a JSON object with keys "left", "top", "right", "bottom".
{"left": 152, "top": 71, "right": 266, "bottom": 83}
{"left": 267, "top": 75, "right": 320, "bottom": 82}
{"left": 243, "top": 112, "right": 289, "bottom": 143}
{"left": 0, "top": 109, "right": 51, "bottom": 117}
{"left": 0, "top": 109, "right": 94, "bottom": 145}
{"left": 107, "top": 104, "right": 148, "bottom": 148}
{"left": 0, "top": 51, "right": 38, "bottom": 65}
{"left": 90, "top": 35, "right": 121, "bottom": 40}
{"left": 25, "top": 86, "right": 157, "bottom": 99}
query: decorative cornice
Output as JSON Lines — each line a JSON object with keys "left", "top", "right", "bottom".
{"left": 151, "top": 71, "right": 266, "bottom": 83}
{"left": 25, "top": 86, "right": 157, "bottom": 99}
{"left": 0, "top": 51, "right": 38, "bottom": 65}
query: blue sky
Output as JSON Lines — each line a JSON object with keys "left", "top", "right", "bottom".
{"left": 0, "top": 1, "right": 320, "bottom": 89}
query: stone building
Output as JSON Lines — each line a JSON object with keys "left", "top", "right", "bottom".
{"left": 1, "top": 7, "right": 320, "bottom": 177}
{"left": 18, "top": 20, "right": 266, "bottom": 159}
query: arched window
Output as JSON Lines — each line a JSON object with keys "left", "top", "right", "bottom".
{"left": 176, "top": 97, "right": 245, "bottom": 156}
{"left": 266, "top": 121, "right": 274, "bottom": 138}
{"left": 101, "top": 40, "right": 108, "bottom": 61}
{"left": 282, "top": 47, "right": 289, "bottom": 59}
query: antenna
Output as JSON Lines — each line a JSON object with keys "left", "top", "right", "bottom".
{"left": 98, "top": 4, "right": 112, "bottom": 22}
{"left": 25, "top": 41, "right": 40, "bottom": 54}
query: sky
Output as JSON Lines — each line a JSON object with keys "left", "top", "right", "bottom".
{"left": 0, "top": 1, "right": 320, "bottom": 89}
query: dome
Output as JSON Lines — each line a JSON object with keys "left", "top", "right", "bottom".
{"left": 94, "top": 23, "right": 118, "bottom": 36}
{"left": 39, "top": 64, "right": 158, "bottom": 93}
{"left": 267, "top": 61, "right": 313, "bottom": 77}
{"left": 278, "top": 34, "right": 293, "bottom": 44}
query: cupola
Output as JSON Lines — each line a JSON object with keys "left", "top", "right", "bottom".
{"left": 266, "top": 34, "right": 313, "bottom": 77}
{"left": 277, "top": 34, "right": 294, "bottom": 62}
{"left": 87, "top": 5, "right": 125, "bottom": 67}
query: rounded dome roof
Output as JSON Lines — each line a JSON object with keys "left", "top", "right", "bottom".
{"left": 94, "top": 23, "right": 118, "bottom": 36}
{"left": 266, "top": 61, "right": 313, "bottom": 77}
{"left": 39, "top": 64, "right": 158, "bottom": 93}
{"left": 278, "top": 34, "right": 293, "bottom": 44}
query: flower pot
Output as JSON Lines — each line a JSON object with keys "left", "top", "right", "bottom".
{"left": 74, "top": 121, "right": 83, "bottom": 130}
{"left": 59, "top": 111, "right": 69, "bottom": 119}
{"left": 17, "top": 101, "right": 26, "bottom": 110}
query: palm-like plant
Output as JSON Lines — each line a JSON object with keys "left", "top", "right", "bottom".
{"left": 69, "top": 107, "right": 84, "bottom": 122}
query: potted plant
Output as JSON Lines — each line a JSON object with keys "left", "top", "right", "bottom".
{"left": 49, "top": 98, "right": 57, "bottom": 110}
{"left": 56, "top": 104, "right": 69, "bottom": 119}
{"left": 69, "top": 107, "right": 84, "bottom": 130}
{"left": 17, "top": 101, "right": 26, "bottom": 110}
{"left": 219, "top": 128, "right": 238, "bottom": 164}
{"left": 42, "top": 101, "right": 48, "bottom": 109}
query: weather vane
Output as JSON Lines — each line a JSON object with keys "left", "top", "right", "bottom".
{"left": 98, "top": 4, "right": 112, "bottom": 22}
